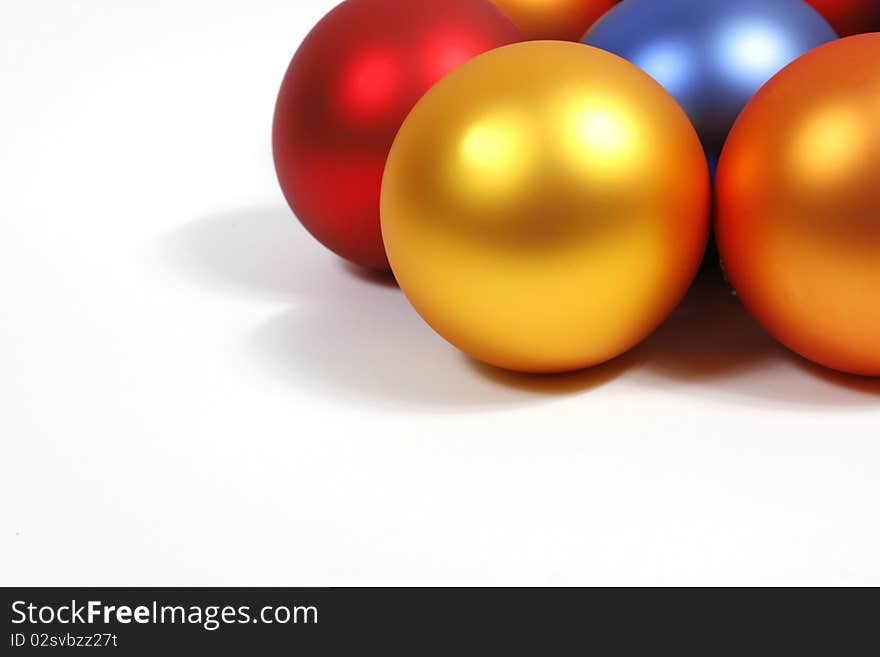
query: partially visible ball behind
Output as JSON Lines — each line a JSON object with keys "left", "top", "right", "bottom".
{"left": 716, "top": 34, "right": 880, "bottom": 376}
{"left": 272, "top": 0, "right": 522, "bottom": 270}
{"left": 583, "top": 0, "right": 837, "bottom": 165}
{"left": 382, "top": 42, "right": 710, "bottom": 374}
{"left": 488, "top": 0, "right": 617, "bottom": 41}
{"left": 806, "top": 0, "right": 880, "bottom": 37}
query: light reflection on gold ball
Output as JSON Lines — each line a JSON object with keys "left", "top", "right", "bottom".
{"left": 381, "top": 42, "right": 710, "bottom": 373}
{"left": 716, "top": 34, "right": 880, "bottom": 376}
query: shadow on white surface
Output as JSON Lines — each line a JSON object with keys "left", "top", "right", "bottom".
{"left": 164, "top": 206, "right": 623, "bottom": 409}
{"left": 248, "top": 297, "right": 626, "bottom": 410}
{"left": 630, "top": 269, "right": 880, "bottom": 408}
{"left": 163, "top": 205, "right": 329, "bottom": 302}
{"left": 165, "top": 206, "right": 880, "bottom": 410}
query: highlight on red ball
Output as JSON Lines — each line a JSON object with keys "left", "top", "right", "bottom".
{"left": 272, "top": 0, "right": 523, "bottom": 270}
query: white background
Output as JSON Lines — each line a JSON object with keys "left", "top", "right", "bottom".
{"left": 2, "top": 0, "right": 878, "bottom": 586}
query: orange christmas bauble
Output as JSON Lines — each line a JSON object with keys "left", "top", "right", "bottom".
{"left": 716, "top": 34, "right": 880, "bottom": 376}
{"left": 488, "top": 0, "right": 617, "bottom": 41}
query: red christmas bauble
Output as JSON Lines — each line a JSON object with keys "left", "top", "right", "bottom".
{"left": 273, "top": 0, "right": 522, "bottom": 270}
{"left": 805, "top": 0, "right": 880, "bottom": 37}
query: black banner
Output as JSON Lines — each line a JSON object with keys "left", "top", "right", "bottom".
{"left": 1, "top": 588, "right": 875, "bottom": 653}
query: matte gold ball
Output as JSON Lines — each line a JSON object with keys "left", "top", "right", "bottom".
{"left": 381, "top": 42, "right": 710, "bottom": 373}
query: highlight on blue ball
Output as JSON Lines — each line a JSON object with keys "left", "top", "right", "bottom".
{"left": 582, "top": 0, "right": 838, "bottom": 163}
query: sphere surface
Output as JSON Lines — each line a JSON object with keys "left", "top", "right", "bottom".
{"left": 382, "top": 42, "right": 710, "bottom": 373}
{"left": 489, "top": 0, "right": 617, "bottom": 41}
{"left": 273, "top": 0, "right": 522, "bottom": 270}
{"left": 716, "top": 34, "right": 880, "bottom": 376}
{"left": 806, "top": 0, "right": 880, "bottom": 37}
{"left": 583, "top": 0, "right": 837, "bottom": 163}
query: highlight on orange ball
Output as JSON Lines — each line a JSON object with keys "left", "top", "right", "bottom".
{"left": 716, "top": 34, "right": 880, "bottom": 376}
{"left": 489, "top": 0, "right": 618, "bottom": 41}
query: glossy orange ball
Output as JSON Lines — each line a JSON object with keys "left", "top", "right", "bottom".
{"left": 488, "top": 0, "right": 617, "bottom": 41}
{"left": 716, "top": 34, "right": 880, "bottom": 376}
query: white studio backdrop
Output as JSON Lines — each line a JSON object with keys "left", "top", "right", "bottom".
{"left": 1, "top": 1, "right": 878, "bottom": 586}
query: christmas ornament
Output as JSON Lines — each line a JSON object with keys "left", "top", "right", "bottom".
{"left": 806, "top": 0, "right": 880, "bottom": 37}
{"left": 381, "top": 42, "right": 710, "bottom": 373}
{"left": 273, "top": 0, "right": 522, "bottom": 270}
{"left": 716, "top": 34, "right": 880, "bottom": 376}
{"left": 488, "top": 0, "right": 617, "bottom": 41}
{"left": 583, "top": 0, "right": 837, "bottom": 164}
